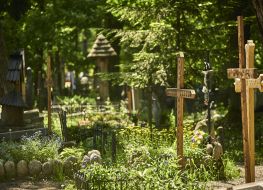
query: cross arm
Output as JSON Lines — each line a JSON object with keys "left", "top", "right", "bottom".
{"left": 227, "top": 68, "right": 257, "bottom": 79}
{"left": 234, "top": 74, "right": 263, "bottom": 92}
{"left": 166, "top": 88, "right": 196, "bottom": 99}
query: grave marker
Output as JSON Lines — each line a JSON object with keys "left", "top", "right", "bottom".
{"left": 227, "top": 16, "right": 257, "bottom": 183}
{"left": 166, "top": 52, "right": 196, "bottom": 167}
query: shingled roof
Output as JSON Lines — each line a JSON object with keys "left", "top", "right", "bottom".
{"left": 6, "top": 54, "right": 23, "bottom": 82}
{"left": 0, "top": 90, "right": 27, "bottom": 107}
{"left": 87, "top": 34, "right": 117, "bottom": 58}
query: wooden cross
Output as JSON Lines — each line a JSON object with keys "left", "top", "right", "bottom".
{"left": 166, "top": 52, "right": 196, "bottom": 167}
{"left": 227, "top": 16, "right": 257, "bottom": 183}
{"left": 47, "top": 55, "right": 52, "bottom": 135}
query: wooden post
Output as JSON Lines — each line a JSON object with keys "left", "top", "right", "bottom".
{"left": 177, "top": 52, "right": 184, "bottom": 167}
{"left": 97, "top": 58, "right": 109, "bottom": 101}
{"left": 238, "top": 16, "right": 251, "bottom": 183}
{"left": 246, "top": 40, "right": 255, "bottom": 182}
{"left": 127, "top": 88, "right": 132, "bottom": 113}
{"left": 131, "top": 87, "right": 136, "bottom": 112}
{"left": 21, "top": 50, "right": 26, "bottom": 103}
{"left": 47, "top": 54, "right": 52, "bottom": 135}
{"left": 166, "top": 52, "right": 196, "bottom": 167}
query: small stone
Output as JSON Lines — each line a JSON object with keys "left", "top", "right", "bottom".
{"left": 213, "top": 142, "right": 223, "bottom": 160}
{"left": 4, "top": 161, "right": 16, "bottom": 178}
{"left": 42, "top": 161, "right": 53, "bottom": 177}
{"left": 17, "top": 160, "right": 28, "bottom": 177}
{"left": 52, "top": 159, "right": 63, "bottom": 176}
{"left": 90, "top": 153, "right": 101, "bottom": 164}
{"left": 206, "top": 144, "right": 213, "bottom": 155}
{"left": 28, "top": 160, "right": 42, "bottom": 176}
{"left": 81, "top": 155, "right": 90, "bottom": 168}
{"left": 65, "top": 156, "right": 78, "bottom": 164}
{"left": 87, "top": 150, "right": 101, "bottom": 157}
{"left": 63, "top": 159, "right": 73, "bottom": 176}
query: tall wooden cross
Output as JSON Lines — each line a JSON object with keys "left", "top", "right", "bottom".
{"left": 166, "top": 52, "right": 196, "bottom": 167}
{"left": 227, "top": 16, "right": 260, "bottom": 183}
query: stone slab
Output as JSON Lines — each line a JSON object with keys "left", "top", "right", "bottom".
{"left": 23, "top": 109, "right": 40, "bottom": 120}
{"left": 233, "top": 182, "right": 263, "bottom": 190}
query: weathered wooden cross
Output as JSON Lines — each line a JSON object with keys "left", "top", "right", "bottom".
{"left": 227, "top": 16, "right": 261, "bottom": 183}
{"left": 166, "top": 52, "right": 196, "bottom": 167}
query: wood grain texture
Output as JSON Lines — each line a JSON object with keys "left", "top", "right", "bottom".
{"left": 245, "top": 40, "right": 255, "bottom": 182}
{"left": 176, "top": 53, "right": 184, "bottom": 167}
{"left": 238, "top": 16, "right": 251, "bottom": 183}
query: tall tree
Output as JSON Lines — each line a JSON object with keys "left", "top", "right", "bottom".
{"left": 252, "top": 0, "right": 263, "bottom": 41}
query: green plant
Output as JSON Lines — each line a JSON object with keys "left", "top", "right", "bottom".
{"left": 223, "top": 157, "right": 240, "bottom": 180}
{"left": 0, "top": 132, "right": 59, "bottom": 163}
{"left": 59, "top": 147, "right": 85, "bottom": 162}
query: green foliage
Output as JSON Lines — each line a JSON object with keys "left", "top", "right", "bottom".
{"left": 0, "top": 133, "right": 59, "bottom": 163}
{"left": 223, "top": 157, "right": 240, "bottom": 180}
{"left": 57, "top": 95, "right": 96, "bottom": 105}
{"left": 59, "top": 147, "right": 85, "bottom": 162}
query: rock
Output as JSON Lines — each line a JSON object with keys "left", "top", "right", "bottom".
{"left": 206, "top": 144, "right": 213, "bottom": 155}
{"left": 0, "top": 160, "right": 5, "bottom": 179}
{"left": 87, "top": 150, "right": 101, "bottom": 157}
{"left": 90, "top": 153, "right": 101, "bottom": 164}
{"left": 213, "top": 142, "right": 223, "bottom": 160}
{"left": 52, "top": 159, "right": 63, "bottom": 176}
{"left": 4, "top": 161, "right": 16, "bottom": 178}
{"left": 28, "top": 160, "right": 42, "bottom": 176}
{"left": 81, "top": 150, "right": 102, "bottom": 168}
{"left": 17, "top": 160, "right": 28, "bottom": 177}
{"left": 42, "top": 161, "right": 53, "bottom": 177}
{"left": 63, "top": 159, "right": 73, "bottom": 176}
{"left": 81, "top": 155, "right": 90, "bottom": 168}
{"left": 65, "top": 156, "right": 78, "bottom": 164}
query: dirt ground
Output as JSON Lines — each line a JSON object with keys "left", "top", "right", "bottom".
{"left": 207, "top": 165, "right": 263, "bottom": 189}
{"left": 0, "top": 179, "right": 63, "bottom": 190}
{"left": 0, "top": 166, "right": 263, "bottom": 189}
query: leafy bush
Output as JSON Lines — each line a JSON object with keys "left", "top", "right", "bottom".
{"left": 59, "top": 147, "right": 85, "bottom": 162}
{"left": 57, "top": 95, "right": 96, "bottom": 105}
{"left": 0, "top": 132, "right": 59, "bottom": 163}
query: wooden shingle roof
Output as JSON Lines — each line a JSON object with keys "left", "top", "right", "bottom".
{"left": 6, "top": 54, "right": 22, "bottom": 82}
{"left": 87, "top": 34, "right": 117, "bottom": 58}
{"left": 0, "top": 90, "right": 27, "bottom": 107}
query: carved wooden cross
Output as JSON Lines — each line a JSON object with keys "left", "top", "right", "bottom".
{"left": 166, "top": 52, "right": 196, "bottom": 167}
{"left": 227, "top": 16, "right": 259, "bottom": 183}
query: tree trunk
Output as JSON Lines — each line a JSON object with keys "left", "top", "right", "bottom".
{"left": 252, "top": 0, "right": 263, "bottom": 41}
{"left": 0, "top": 26, "right": 8, "bottom": 98}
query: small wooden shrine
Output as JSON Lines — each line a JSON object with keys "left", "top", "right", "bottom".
{"left": 88, "top": 34, "right": 117, "bottom": 101}
{"left": 0, "top": 51, "right": 26, "bottom": 127}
